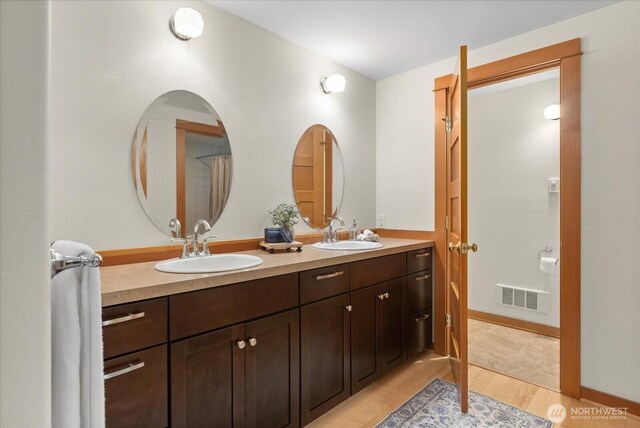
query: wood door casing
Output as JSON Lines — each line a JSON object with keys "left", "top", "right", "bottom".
{"left": 300, "top": 294, "right": 351, "bottom": 425}
{"left": 446, "top": 45, "right": 469, "bottom": 413}
{"left": 245, "top": 309, "right": 300, "bottom": 428}
{"left": 171, "top": 324, "right": 245, "bottom": 428}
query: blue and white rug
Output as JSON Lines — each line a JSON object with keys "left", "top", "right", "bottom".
{"left": 376, "top": 378, "right": 553, "bottom": 427}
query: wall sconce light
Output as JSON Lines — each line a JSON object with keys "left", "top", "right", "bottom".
{"left": 544, "top": 104, "right": 560, "bottom": 120}
{"left": 170, "top": 8, "right": 204, "bottom": 41}
{"left": 320, "top": 74, "right": 346, "bottom": 94}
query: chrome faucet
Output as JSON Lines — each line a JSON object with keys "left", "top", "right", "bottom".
{"left": 169, "top": 218, "right": 190, "bottom": 259}
{"left": 193, "top": 219, "right": 212, "bottom": 256}
{"left": 323, "top": 216, "right": 345, "bottom": 243}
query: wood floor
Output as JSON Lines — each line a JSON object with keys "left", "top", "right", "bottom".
{"left": 468, "top": 318, "right": 559, "bottom": 390}
{"left": 307, "top": 351, "right": 640, "bottom": 428}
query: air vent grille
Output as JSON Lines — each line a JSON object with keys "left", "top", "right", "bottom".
{"left": 498, "top": 284, "right": 541, "bottom": 312}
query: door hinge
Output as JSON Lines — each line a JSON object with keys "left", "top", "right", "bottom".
{"left": 445, "top": 314, "right": 451, "bottom": 328}
{"left": 445, "top": 116, "right": 452, "bottom": 133}
{"left": 445, "top": 215, "right": 449, "bottom": 230}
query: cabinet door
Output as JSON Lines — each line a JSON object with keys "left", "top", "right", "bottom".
{"left": 245, "top": 309, "right": 300, "bottom": 428}
{"left": 171, "top": 324, "right": 245, "bottom": 428}
{"left": 104, "top": 345, "right": 167, "bottom": 428}
{"left": 350, "top": 284, "right": 382, "bottom": 394}
{"left": 380, "top": 277, "right": 407, "bottom": 373}
{"left": 301, "top": 294, "right": 351, "bottom": 425}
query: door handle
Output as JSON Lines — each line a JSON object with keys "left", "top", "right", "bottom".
{"left": 449, "top": 242, "right": 478, "bottom": 254}
{"left": 104, "top": 361, "right": 145, "bottom": 380}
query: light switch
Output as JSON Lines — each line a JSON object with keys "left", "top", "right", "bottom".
{"left": 548, "top": 178, "right": 560, "bottom": 193}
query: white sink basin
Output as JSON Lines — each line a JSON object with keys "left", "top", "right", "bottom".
{"left": 154, "top": 254, "right": 263, "bottom": 274}
{"left": 313, "top": 241, "right": 383, "bottom": 251}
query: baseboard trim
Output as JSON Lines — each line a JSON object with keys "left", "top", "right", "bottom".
{"left": 581, "top": 386, "right": 640, "bottom": 417}
{"left": 468, "top": 309, "right": 560, "bottom": 338}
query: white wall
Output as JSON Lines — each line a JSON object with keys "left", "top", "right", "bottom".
{"left": 468, "top": 78, "right": 560, "bottom": 328}
{"left": 48, "top": 0, "right": 376, "bottom": 250}
{"left": 377, "top": 1, "right": 640, "bottom": 402}
{"left": 0, "top": 2, "right": 51, "bottom": 427}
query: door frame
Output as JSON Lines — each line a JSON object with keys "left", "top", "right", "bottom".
{"left": 433, "top": 38, "right": 582, "bottom": 398}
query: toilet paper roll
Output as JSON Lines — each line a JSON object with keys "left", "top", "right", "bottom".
{"left": 540, "top": 257, "right": 558, "bottom": 274}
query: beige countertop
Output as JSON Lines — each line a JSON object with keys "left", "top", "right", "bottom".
{"left": 100, "top": 237, "right": 433, "bottom": 307}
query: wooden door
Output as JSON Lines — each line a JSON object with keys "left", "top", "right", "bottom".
{"left": 245, "top": 309, "right": 300, "bottom": 428}
{"left": 171, "top": 324, "right": 245, "bottom": 427}
{"left": 350, "top": 284, "right": 382, "bottom": 393}
{"left": 446, "top": 45, "right": 470, "bottom": 413}
{"left": 380, "top": 278, "right": 406, "bottom": 373}
{"left": 293, "top": 125, "right": 333, "bottom": 227}
{"left": 300, "top": 294, "right": 351, "bottom": 425}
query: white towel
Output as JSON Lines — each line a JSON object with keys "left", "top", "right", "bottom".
{"left": 540, "top": 256, "right": 559, "bottom": 274}
{"left": 52, "top": 241, "right": 105, "bottom": 428}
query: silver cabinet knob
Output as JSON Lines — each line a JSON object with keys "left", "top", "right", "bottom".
{"left": 384, "top": 292, "right": 390, "bottom": 299}
{"left": 378, "top": 294, "right": 385, "bottom": 300}
{"left": 248, "top": 337, "right": 257, "bottom": 347}
{"left": 346, "top": 305, "right": 352, "bottom": 312}
{"left": 236, "top": 340, "right": 246, "bottom": 349}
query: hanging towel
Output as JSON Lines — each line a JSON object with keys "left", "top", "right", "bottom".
{"left": 540, "top": 256, "right": 559, "bottom": 274}
{"left": 52, "top": 241, "right": 105, "bottom": 428}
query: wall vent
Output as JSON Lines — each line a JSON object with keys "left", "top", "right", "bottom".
{"left": 498, "top": 284, "right": 547, "bottom": 312}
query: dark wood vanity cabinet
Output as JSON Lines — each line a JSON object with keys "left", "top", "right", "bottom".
{"left": 171, "top": 309, "right": 300, "bottom": 428}
{"left": 102, "top": 245, "right": 433, "bottom": 428}
{"left": 351, "top": 277, "right": 406, "bottom": 394}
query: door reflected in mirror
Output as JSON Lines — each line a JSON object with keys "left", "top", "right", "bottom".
{"left": 292, "top": 124, "right": 344, "bottom": 229}
{"left": 132, "top": 90, "right": 232, "bottom": 237}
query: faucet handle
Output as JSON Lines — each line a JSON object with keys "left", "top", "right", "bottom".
{"left": 172, "top": 235, "right": 191, "bottom": 259}
{"left": 202, "top": 235, "right": 219, "bottom": 255}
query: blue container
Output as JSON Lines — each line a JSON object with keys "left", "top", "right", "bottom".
{"left": 264, "top": 227, "right": 285, "bottom": 243}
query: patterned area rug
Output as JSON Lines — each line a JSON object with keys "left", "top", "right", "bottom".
{"left": 376, "top": 378, "right": 552, "bottom": 427}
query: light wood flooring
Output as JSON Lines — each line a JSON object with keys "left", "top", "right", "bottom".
{"left": 307, "top": 351, "right": 640, "bottom": 428}
{"left": 468, "top": 318, "right": 559, "bottom": 390}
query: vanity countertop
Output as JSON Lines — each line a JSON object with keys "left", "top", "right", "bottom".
{"left": 100, "top": 237, "right": 434, "bottom": 306}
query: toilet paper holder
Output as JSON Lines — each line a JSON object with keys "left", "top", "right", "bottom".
{"left": 538, "top": 246, "right": 559, "bottom": 265}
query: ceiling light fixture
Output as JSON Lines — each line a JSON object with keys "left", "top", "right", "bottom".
{"left": 320, "top": 74, "right": 346, "bottom": 94}
{"left": 170, "top": 8, "right": 204, "bottom": 41}
{"left": 544, "top": 104, "right": 560, "bottom": 120}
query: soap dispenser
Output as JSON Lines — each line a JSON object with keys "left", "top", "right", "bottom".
{"left": 349, "top": 218, "right": 359, "bottom": 240}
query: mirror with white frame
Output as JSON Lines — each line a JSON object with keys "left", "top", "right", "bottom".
{"left": 292, "top": 124, "right": 344, "bottom": 229}
{"left": 132, "top": 90, "right": 232, "bottom": 237}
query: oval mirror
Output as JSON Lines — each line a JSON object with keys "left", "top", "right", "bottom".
{"left": 131, "top": 90, "right": 232, "bottom": 237}
{"left": 292, "top": 124, "right": 344, "bottom": 229}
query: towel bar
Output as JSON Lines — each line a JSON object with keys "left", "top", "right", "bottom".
{"left": 51, "top": 246, "right": 103, "bottom": 278}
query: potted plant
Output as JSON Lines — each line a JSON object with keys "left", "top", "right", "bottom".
{"left": 267, "top": 203, "right": 299, "bottom": 243}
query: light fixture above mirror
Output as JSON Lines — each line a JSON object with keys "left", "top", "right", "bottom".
{"left": 170, "top": 8, "right": 204, "bottom": 41}
{"left": 320, "top": 74, "right": 346, "bottom": 94}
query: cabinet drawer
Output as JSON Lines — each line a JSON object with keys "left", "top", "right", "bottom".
{"left": 170, "top": 273, "right": 298, "bottom": 340}
{"left": 351, "top": 253, "right": 406, "bottom": 290}
{"left": 102, "top": 298, "right": 167, "bottom": 359}
{"left": 406, "top": 248, "right": 433, "bottom": 274}
{"left": 105, "top": 345, "right": 168, "bottom": 428}
{"left": 300, "top": 264, "right": 350, "bottom": 305}
{"left": 406, "top": 270, "right": 433, "bottom": 316}
{"left": 407, "top": 311, "right": 432, "bottom": 356}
